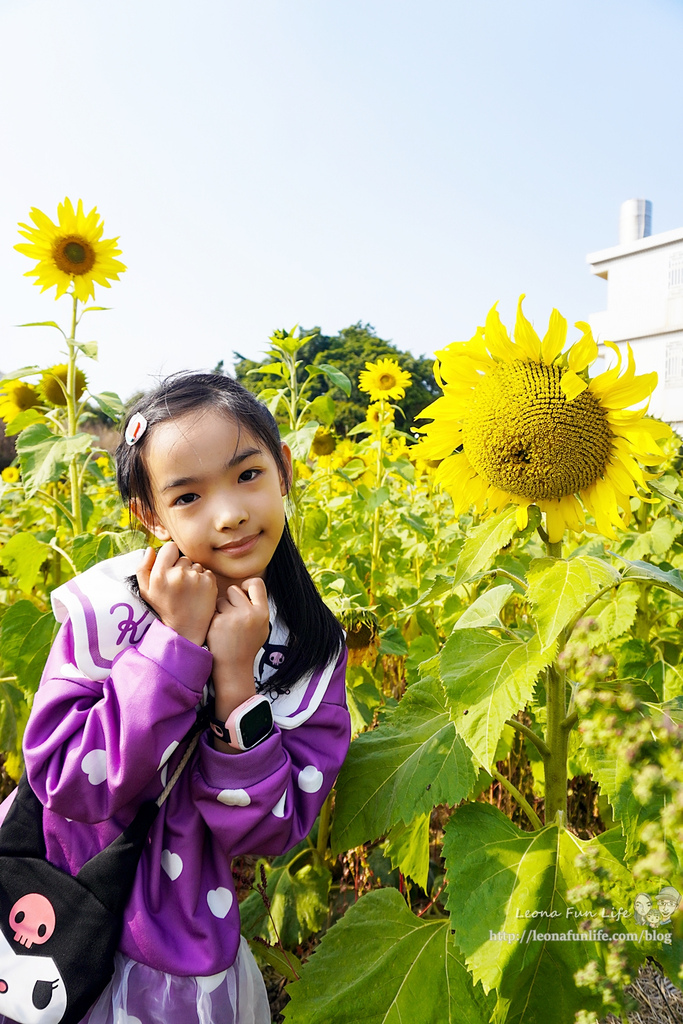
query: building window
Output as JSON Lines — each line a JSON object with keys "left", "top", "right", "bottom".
{"left": 665, "top": 339, "right": 683, "bottom": 387}
{"left": 668, "top": 251, "right": 683, "bottom": 294}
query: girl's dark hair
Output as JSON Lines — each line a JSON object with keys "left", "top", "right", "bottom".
{"left": 115, "top": 372, "right": 344, "bottom": 694}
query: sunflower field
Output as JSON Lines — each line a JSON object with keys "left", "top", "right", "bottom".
{"left": 1, "top": 201, "right": 683, "bottom": 1024}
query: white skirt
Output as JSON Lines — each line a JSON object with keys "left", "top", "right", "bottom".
{"left": 82, "top": 938, "right": 271, "bottom": 1024}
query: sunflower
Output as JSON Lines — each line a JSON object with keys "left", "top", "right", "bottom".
{"left": 415, "top": 297, "right": 670, "bottom": 543}
{"left": 365, "top": 401, "right": 395, "bottom": 430}
{"left": 40, "top": 364, "right": 87, "bottom": 406}
{"left": 310, "top": 426, "right": 337, "bottom": 457}
{"left": 1, "top": 466, "right": 20, "bottom": 484}
{"left": 15, "top": 198, "right": 126, "bottom": 302}
{"left": 0, "top": 379, "right": 40, "bottom": 424}
{"left": 358, "top": 358, "right": 412, "bottom": 402}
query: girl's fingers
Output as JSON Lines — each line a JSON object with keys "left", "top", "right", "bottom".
{"left": 154, "top": 541, "right": 180, "bottom": 573}
{"left": 242, "top": 577, "right": 268, "bottom": 609}
{"left": 135, "top": 546, "right": 157, "bottom": 589}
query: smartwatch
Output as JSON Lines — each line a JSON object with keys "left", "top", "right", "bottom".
{"left": 210, "top": 695, "right": 273, "bottom": 751}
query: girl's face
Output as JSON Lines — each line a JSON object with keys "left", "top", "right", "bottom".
{"left": 139, "top": 408, "right": 291, "bottom": 597}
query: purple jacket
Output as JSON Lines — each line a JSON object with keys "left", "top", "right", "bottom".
{"left": 19, "top": 552, "right": 350, "bottom": 977}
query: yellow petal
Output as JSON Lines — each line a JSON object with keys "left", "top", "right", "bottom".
{"left": 559, "top": 369, "right": 588, "bottom": 401}
{"left": 484, "top": 303, "right": 517, "bottom": 362}
{"left": 541, "top": 308, "right": 567, "bottom": 364}
{"left": 514, "top": 294, "right": 542, "bottom": 361}
{"left": 568, "top": 322, "right": 598, "bottom": 373}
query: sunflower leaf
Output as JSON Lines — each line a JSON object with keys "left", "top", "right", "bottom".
{"left": 453, "top": 583, "right": 514, "bottom": 630}
{"left": 527, "top": 556, "right": 619, "bottom": 649}
{"left": 90, "top": 391, "right": 125, "bottom": 419}
{"left": 331, "top": 674, "right": 476, "bottom": 852}
{"left": 452, "top": 505, "right": 520, "bottom": 587}
{"left": 16, "top": 424, "right": 92, "bottom": 495}
{"left": 0, "top": 532, "right": 51, "bottom": 594}
{"left": 282, "top": 888, "right": 494, "bottom": 1024}
{"left": 440, "top": 628, "right": 552, "bottom": 768}
{"left": 618, "top": 558, "right": 683, "bottom": 598}
{"left": 239, "top": 854, "right": 331, "bottom": 949}
{"left": 315, "top": 363, "right": 352, "bottom": 397}
{"left": 0, "top": 366, "right": 41, "bottom": 380}
{"left": 16, "top": 322, "right": 65, "bottom": 334}
{"left": 383, "top": 812, "right": 431, "bottom": 891}
{"left": 443, "top": 803, "right": 630, "bottom": 1023}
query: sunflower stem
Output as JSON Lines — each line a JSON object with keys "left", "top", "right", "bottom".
{"left": 543, "top": 662, "right": 569, "bottom": 824}
{"left": 490, "top": 769, "right": 543, "bottom": 831}
{"left": 67, "top": 293, "right": 83, "bottom": 535}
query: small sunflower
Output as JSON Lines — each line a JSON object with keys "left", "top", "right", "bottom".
{"left": 0, "top": 379, "right": 40, "bottom": 424}
{"left": 1, "top": 466, "right": 20, "bottom": 484}
{"left": 358, "top": 358, "right": 412, "bottom": 402}
{"left": 342, "top": 609, "right": 380, "bottom": 666}
{"left": 415, "top": 297, "right": 670, "bottom": 543}
{"left": 365, "top": 402, "right": 395, "bottom": 430}
{"left": 40, "top": 364, "right": 87, "bottom": 406}
{"left": 310, "top": 426, "right": 337, "bottom": 457}
{"left": 15, "top": 198, "right": 126, "bottom": 302}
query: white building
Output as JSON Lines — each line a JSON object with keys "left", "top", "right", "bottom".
{"left": 587, "top": 199, "right": 683, "bottom": 435}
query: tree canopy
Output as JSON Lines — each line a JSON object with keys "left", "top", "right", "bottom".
{"left": 232, "top": 322, "right": 439, "bottom": 435}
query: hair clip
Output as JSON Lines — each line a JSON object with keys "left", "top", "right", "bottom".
{"left": 125, "top": 413, "right": 148, "bottom": 446}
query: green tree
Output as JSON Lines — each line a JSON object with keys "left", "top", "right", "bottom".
{"left": 232, "top": 322, "right": 438, "bottom": 434}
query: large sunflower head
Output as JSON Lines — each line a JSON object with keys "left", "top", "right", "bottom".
{"left": 40, "top": 364, "right": 87, "bottom": 406}
{"left": 15, "top": 198, "right": 126, "bottom": 302}
{"left": 415, "top": 296, "right": 671, "bottom": 543}
{"left": 0, "top": 379, "right": 40, "bottom": 424}
{"left": 358, "top": 358, "right": 412, "bottom": 402}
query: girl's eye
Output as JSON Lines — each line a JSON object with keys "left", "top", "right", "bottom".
{"left": 239, "top": 468, "right": 261, "bottom": 482}
{"left": 174, "top": 492, "right": 199, "bottom": 506}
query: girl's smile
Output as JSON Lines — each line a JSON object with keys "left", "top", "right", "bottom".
{"left": 138, "top": 408, "right": 291, "bottom": 596}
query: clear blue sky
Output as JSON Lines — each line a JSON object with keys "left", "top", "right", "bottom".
{"left": 1, "top": 0, "right": 681, "bottom": 401}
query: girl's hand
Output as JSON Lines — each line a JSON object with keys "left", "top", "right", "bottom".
{"left": 136, "top": 543, "right": 218, "bottom": 646}
{"left": 207, "top": 578, "right": 270, "bottom": 717}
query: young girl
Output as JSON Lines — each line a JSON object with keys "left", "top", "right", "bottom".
{"left": 4, "top": 373, "right": 350, "bottom": 1024}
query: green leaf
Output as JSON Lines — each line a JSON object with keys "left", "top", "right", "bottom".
{"left": 590, "top": 586, "right": 639, "bottom": 646}
{"left": 3, "top": 408, "right": 46, "bottom": 437}
{"left": 306, "top": 393, "right": 336, "bottom": 427}
{"left": 281, "top": 422, "right": 319, "bottom": 461}
{"left": 453, "top": 584, "right": 514, "bottom": 631}
{"left": 618, "top": 559, "right": 683, "bottom": 598}
{"left": 16, "top": 424, "right": 92, "bottom": 495}
{"left": 623, "top": 518, "right": 683, "bottom": 559}
{"left": 17, "top": 322, "right": 64, "bottom": 333}
{"left": 383, "top": 813, "right": 430, "bottom": 891}
{"left": 378, "top": 625, "right": 408, "bottom": 656}
{"left": 90, "top": 391, "right": 125, "bottom": 419}
{"left": 452, "top": 506, "right": 520, "bottom": 587}
{"left": 79, "top": 306, "right": 111, "bottom": 314}
{"left": 75, "top": 340, "right": 98, "bottom": 360}
{"left": 0, "top": 533, "right": 51, "bottom": 594}
{"left": 247, "top": 361, "right": 285, "bottom": 377}
{"left": 365, "top": 486, "right": 390, "bottom": 511}
{"left": 0, "top": 366, "right": 41, "bottom": 380}
{"left": 239, "top": 851, "right": 331, "bottom": 948}
{"left": 315, "top": 363, "right": 352, "bottom": 397}
{"left": 0, "top": 600, "right": 57, "bottom": 696}
{"left": 444, "top": 803, "right": 630, "bottom": 1023}
{"left": 346, "top": 666, "right": 383, "bottom": 736}
{"left": 72, "top": 533, "right": 123, "bottom": 573}
{"left": 247, "top": 938, "right": 301, "bottom": 983}
{"left": 332, "top": 675, "right": 476, "bottom": 851}
{"left": 527, "top": 556, "right": 619, "bottom": 650}
{"left": 440, "top": 629, "right": 552, "bottom": 768}
{"left": 282, "top": 888, "right": 494, "bottom": 1024}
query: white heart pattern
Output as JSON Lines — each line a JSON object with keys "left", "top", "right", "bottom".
{"left": 207, "top": 887, "right": 233, "bottom": 919}
{"left": 297, "top": 765, "right": 324, "bottom": 793}
{"left": 197, "top": 969, "right": 228, "bottom": 993}
{"left": 217, "top": 788, "right": 251, "bottom": 806}
{"left": 81, "top": 749, "right": 107, "bottom": 786}
{"left": 161, "top": 849, "right": 183, "bottom": 881}
{"left": 271, "top": 789, "right": 287, "bottom": 818}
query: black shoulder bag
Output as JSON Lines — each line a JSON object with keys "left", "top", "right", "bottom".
{"left": 0, "top": 724, "right": 201, "bottom": 1024}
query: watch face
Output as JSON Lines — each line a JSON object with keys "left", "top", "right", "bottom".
{"left": 240, "top": 701, "right": 274, "bottom": 748}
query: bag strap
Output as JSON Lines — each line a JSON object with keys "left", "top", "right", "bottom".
{"left": 156, "top": 729, "right": 200, "bottom": 808}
